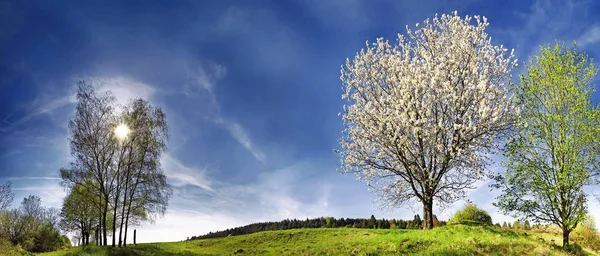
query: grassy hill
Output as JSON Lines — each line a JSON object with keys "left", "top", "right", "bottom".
{"left": 38, "top": 225, "right": 599, "bottom": 256}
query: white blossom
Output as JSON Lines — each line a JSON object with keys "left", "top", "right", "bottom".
{"left": 338, "top": 12, "right": 517, "bottom": 223}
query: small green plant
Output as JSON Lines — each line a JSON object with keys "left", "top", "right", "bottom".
{"left": 571, "top": 215, "right": 600, "bottom": 251}
{"left": 448, "top": 203, "right": 492, "bottom": 226}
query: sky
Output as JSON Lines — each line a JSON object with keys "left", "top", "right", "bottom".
{"left": 2, "top": 0, "right": 600, "bottom": 243}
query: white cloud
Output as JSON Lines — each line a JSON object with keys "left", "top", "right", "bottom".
{"left": 161, "top": 153, "right": 213, "bottom": 192}
{"left": 88, "top": 76, "right": 156, "bottom": 106}
{"left": 215, "top": 118, "right": 266, "bottom": 163}
{"left": 186, "top": 62, "right": 227, "bottom": 94}
{"left": 136, "top": 210, "right": 245, "bottom": 243}
{"left": 3, "top": 176, "right": 61, "bottom": 180}
{"left": 10, "top": 181, "right": 65, "bottom": 209}
{"left": 295, "top": 0, "right": 371, "bottom": 31}
{"left": 183, "top": 61, "right": 266, "bottom": 163}
{"left": 0, "top": 94, "right": 76, "bottom": 133}
{"left": 139, "top": 160, "right": 338, "bottom": 242}
{"left": 578, "top": 25, "right": 600, "bottom": 47}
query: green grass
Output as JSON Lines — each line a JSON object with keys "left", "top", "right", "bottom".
{"left": 37, "top": 225, "right": 599, "bottom": 256}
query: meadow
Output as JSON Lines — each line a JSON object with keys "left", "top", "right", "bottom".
{"left": 35, "top": 224, "right": 599, "bottom": 256}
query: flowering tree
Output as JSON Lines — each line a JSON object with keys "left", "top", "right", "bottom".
{"left": 338, "top": 11, "right": 517, "bottom": 229}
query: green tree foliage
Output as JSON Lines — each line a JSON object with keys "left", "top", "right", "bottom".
{"left": 0, "top": 195, "right": 64, "bottom": 252}
{"left": 369, "top": 215, "right": 377, "bottom": 229}
{"left": 493, "top": 42, "right": 600, "bottom": 247}
{"left": 60, "top": 184, "right": 97, "bottom": 245}
{"left": 513, "top": 221, "right": 522, "bottom": 229}
{"left": 448, "top": 204, "right": 492, "bottom": 226}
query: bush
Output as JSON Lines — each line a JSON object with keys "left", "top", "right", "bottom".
{"left": 60, "top": 235, "right": 72, "bottom": 249}
{"left": 30, "top": 223, "right": 64, "bottom": 252}
{"left": 572, "top": 216, "right": 600, "bottom": 251}
{"left": 0, "top": 238, "right": 33, "bottom": 256}
{"left": 448, "top": 204, "right": 492, "bottom": 226}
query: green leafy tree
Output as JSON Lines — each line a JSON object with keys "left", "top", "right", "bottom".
{"left": 60, "top": 184, "right": 98, "bottom": 245}
{"left": 368, "top": 215, "right": 376, "bottom": 229}
{"left": 513, "top": 221, "right": 522, "bottom": 229}
{"left": 412, "top": 215, "right": 422, "bottom": 229}
{"left": 493, "top": 42, "right": 600, "bottom": 247}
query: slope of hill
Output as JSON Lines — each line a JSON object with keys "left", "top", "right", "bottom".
{"left": 39, "top": 225, "right": 598, "bottom": 256}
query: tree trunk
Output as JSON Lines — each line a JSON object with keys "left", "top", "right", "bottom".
{"left": 134, "top": 229, "right": 136, "bottom": 245}
{"left": 123, "top": 222, "right": 128, "bottom": 247}
{"left": 123, "top": 194, "right": 134, "bottom": 246}
{"left": 422, "top": 197, "right": 434, "bottom": 230}
{"left": 119, "top": 158, "right": 133, "bottom": 247}
{"left": 563, "top": 229, "right": 570, "bottom": 247}
{"left": 112, "top": 192, "right": 119, "bottom": 247}
{"left": 98, "top": 192, "right": 104, "bottom": 246}
{"left": 118, "top": 192, "right": 127, "bottom": 247}
{"left": 103, "top": 198, "right": 109, "bottom": 246}
{"left": 80, "top": 224, "right": 85, "bottom": 246}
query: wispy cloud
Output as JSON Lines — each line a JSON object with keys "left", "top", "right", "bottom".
{"left": 578, "top": 25, "right": 600, "bottom": 47}
{"left": 10, "top": 181, "right": 65, "bottom": 209}
{"left": 161, "top": 153, "right": 213, "bottom": 192}
{"left": 87, "top": 76, "right": 156, "bottom": 106}
{"left": 184, "top": 61, "right": 266, "bottom": 163}
{"left": 295, "top": 0, "right": 371, "bottom": 31}
{"left": 1, "top": 176, "right": 61, "bottom": 180}
{"left": 215, "top": 118, "right": 266, "bottom": 163}
{"left": 143, "top": 160, "right": 338, "bottom": 242}
{"left": 0, "top": 94, "right": 76, "bottom": 133}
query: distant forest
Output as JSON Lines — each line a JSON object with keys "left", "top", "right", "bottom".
{"left": 189, "top": 215, "right": 447, "bottom": 240}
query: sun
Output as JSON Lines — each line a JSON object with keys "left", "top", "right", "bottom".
{"left": 115, "top": 124, "right": 129, "bottom": 140}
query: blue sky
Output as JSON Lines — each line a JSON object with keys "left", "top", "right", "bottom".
{"left": 2, "top": 0, "right": 600, "bottom": 243}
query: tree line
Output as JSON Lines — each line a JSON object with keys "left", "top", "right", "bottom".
{"left": 58, "top": 82, "right": 172, "bottom": 247}
{"left": 189, "top": 214, "right": 447, "bottom": 240}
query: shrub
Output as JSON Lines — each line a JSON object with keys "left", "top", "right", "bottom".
{"left": 572, "top": 215, "right": 600, "bottom": 251}
{"left": 448, "top": 204, "right": 492, "bottom": 226}
{"left": 60, "top": 235, "right": 72, "bottom": 249}
{"left": 30, "top": 223, "right": 64, "bottom": 252}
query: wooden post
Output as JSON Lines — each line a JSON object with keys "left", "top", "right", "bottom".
{"left": 134, "top": 229, "right": 136, "bottom": 245}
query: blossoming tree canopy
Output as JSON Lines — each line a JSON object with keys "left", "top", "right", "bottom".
{"left": 338, "top": 11, "right": 517, "bottom": 230}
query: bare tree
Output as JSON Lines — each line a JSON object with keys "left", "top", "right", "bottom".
{"left": 0, "top": 181, "right": 14, "bottom": 211}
